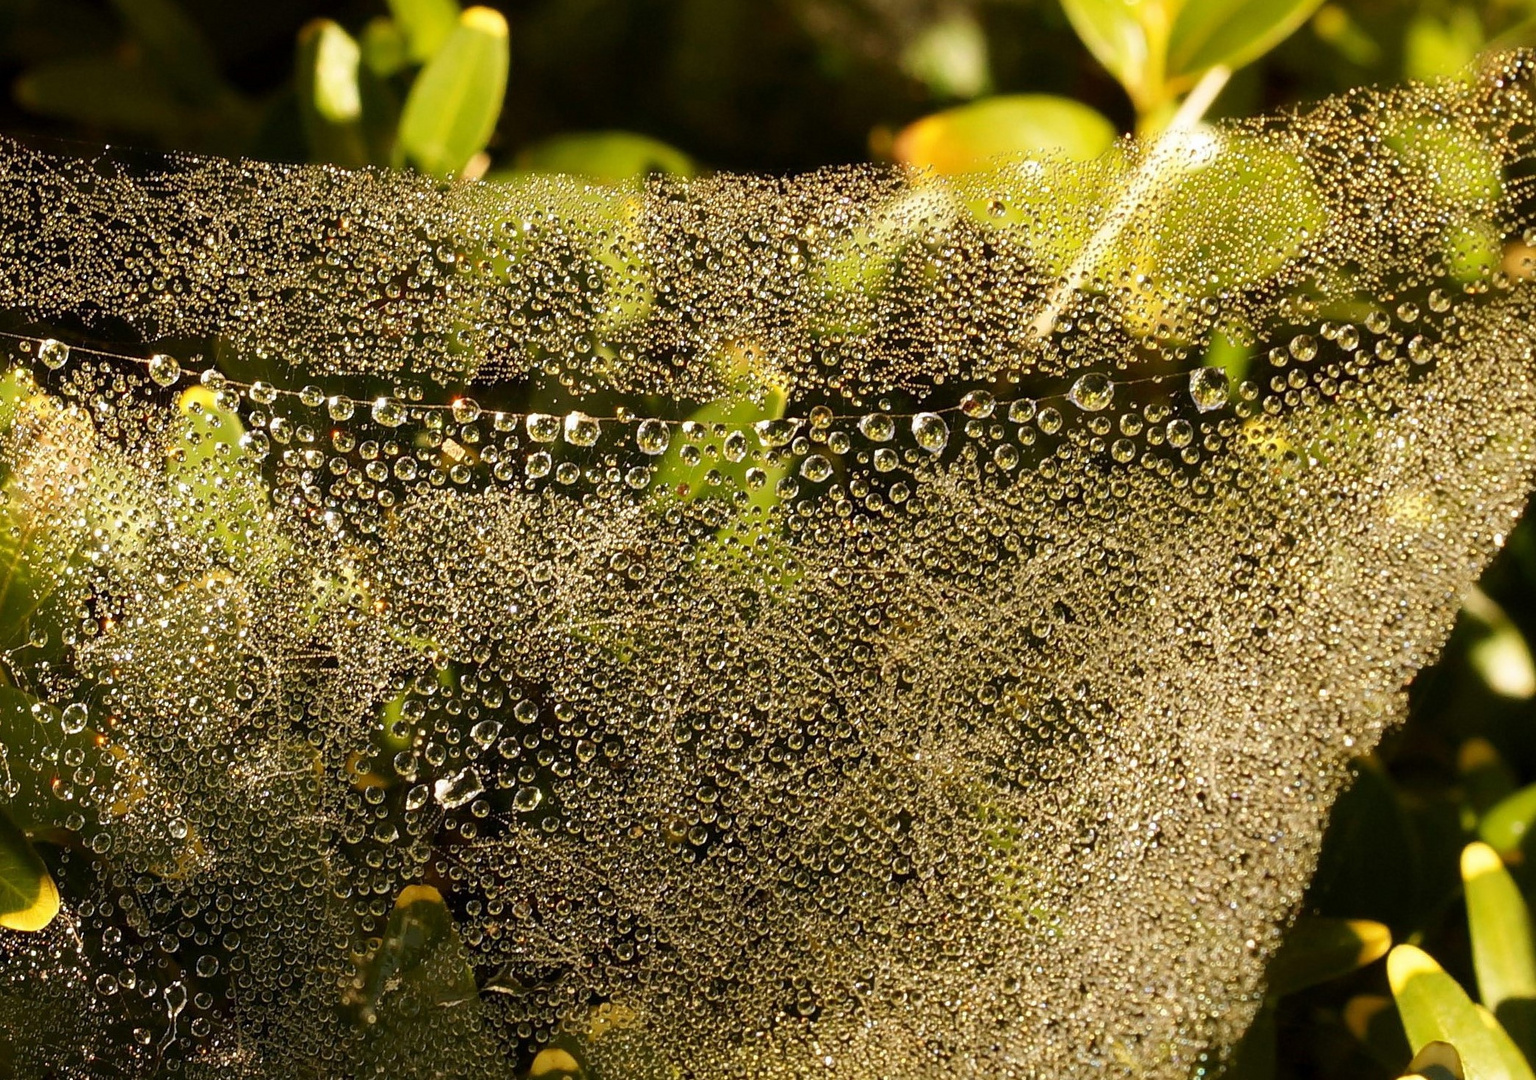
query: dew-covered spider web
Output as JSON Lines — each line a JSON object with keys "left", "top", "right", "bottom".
{"left": 2, "top": 50, "right": 1536, "bottom": 1080}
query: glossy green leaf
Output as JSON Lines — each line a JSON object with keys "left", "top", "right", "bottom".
{"left": 1166, "top": 0, "right": 1327, "bottom": 81}
{"left": 516, "top": 131, "right": 696, "bottom": 182}
{"left": 894, "top": 95, "right": 1116, "bottom": 175}
{"left": 1388, "top": 944, "right": 1536, "bottom": 1080}
{"left": 398, "top": 6, "right": 509, "bottom": 177}
{"left": 295, "top": 20, "right": 369, "bottom": 167}
{"left": 1462, "top": 842, "right": 1536, "bottom": 1060}
{"left": 1266, "top": 916, "right": 1392, "bottom": 998}
{"left": 386, "top": 0, "right": 461, "bottom": 63}
{"left": 1478, "top": 782, "right": 1536, "bottom": 860}
{"left": 165, "top": 386, "right": 269, "bottom": 566}
{"left": 1058, "top": 0, "right": 1149, "bottom": 104}
{"left": 0, "top": 806, "right": 58, "bottom": 932}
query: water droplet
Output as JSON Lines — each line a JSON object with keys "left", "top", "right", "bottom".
{"left": 526, "top": 413, "right": 560, "bottom": 442}
{"left": 1188, "top": 367, "right": 1229, "bottom": 413}
{"left": 37, "top": 338, "right": 68, "bottom": 370}
{"left": 636, "top": 419, "right": 671, "bottom": 454}
{"left": 911, "top": 412, "right": 948, "bottom": 453}
{"left": 195, "top": 955, "right": 218, "bottom": 978}
{"left": 1007, "top": 398, "right": 1036, "bottom": 424}
{"left": 404, "top": 784, "right": 429, "bottom": 811}
{"left": 327, "top": 395, "right": 355, "bottom": 421}
{"left": 1068, "top": 373, "right": 1113, "bottom": 411}
{"left": 873, "top": 448, "right": 898, "bottom": 472}
{"left": 1037, "top": 407, "right": 1062, "bottom": 435}
{"left": 512, "top": 785, "right": 544, "bottom": 813}
{"left": 452, "top": 397, "right": 482, "bottom": 424}
{"left": 60, "top": 702, "right": 88, "bottom": 735}
{"left": 800, "top": 454, "right": 833, "bottom": 482}
{"left": 434, "top": 766, "right": 484, "bottom": 809}
{"left": 372, "top": 397, "right": 406, "bottom": 427}
{"left": 248, "top": 381, "right": 278, "bottom": 405}
{"left": 858, "top": 414, "right": 895, "bottom": 442}
{"left": 147, "top": 353, "right": 180, "bottom": 387}
{"left": 526, "top": 451, "right": 552, "bottom": 479}
{"left": 1166, "top": 418, "right": 1195, "bottom": 449}
{"left": 470, "top": 720, "right": 502, "bottom": 749}
{"left": 563, "top": 411, "right": 600, "bottom": 446}
{"left": 514, "top": 699, "right": 539, "bottom": 725}
{"left": 1288, "top": 334, "right": 1317, "bottom": 362}
{"left": 298, "top": 384, "right": 324, "bottom": 407}
{"left": 959, "top": 390, "right": 995, "bottom": 418}
{"left": 755, "top": 419, "right": 798, "bottom": 448}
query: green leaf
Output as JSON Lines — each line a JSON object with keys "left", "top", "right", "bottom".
{"left": 1462, "top": 842, "right": 1536, "bottom": 1060}
{"left": 892, "top": 95, "right": 1117, "bottom": 174}
{"left": 386, "top": 0, "right": 461, "bottom": 64}
{"left": 397, "top": 6, "right": 509, "bottom": 177}
{"left": 1463, "top": 587, "right": 1536, "bottom": 698}
{"left": 1166, "top": 0, "right": 1326, "bottom": 81}
{"left": 1266, "top": 916, "right": 1392, "bottom": 998}
{"left": 1478, "top": 782, "right": 1536, "bottom": 860}
{"left": 296, "top": 20, "right": 369, "bottom": 167}
{"left": 1404, "top": 9, "right": 1485, "bottom": 84}
{"left": 362, "top": 17, "right": 410, "bottom": 77}
{"left": 0, "top": 806, "right": 58, "bottom": 932}
{"left": 515, "top": 131, "right": 696, "bottom": 182}
{"left": 1058, "top": 0, "right": 1150, "bottom": 104}
{"left": 898, "top": 10, "right": 992, "bottom": 100}
{"left": 1388, "top": 944, "right": 1536, "bottom": 1080}
{"left": 165, "top": 386, "right": 269, "bottom": 566}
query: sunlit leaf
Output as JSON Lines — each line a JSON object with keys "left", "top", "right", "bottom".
{"left": 398, "top": 6, "right": 509, "bottom": 177}
{"left": 1462, "top": 842, "right": 1536, "bottom": 1060}
{"left": 1058, "top": 0, "right": 1150, "bottom": 104}
{"left": 296, "top": 19, "right": 369, "bottom": 167}
{"left": 893, "top": 95, "right": 1116, "bottom": 175}
{"left": 516, "top": 131, "right": 696, "bottom": 182}
{"left": 1479, "top": 783, "right": 1536, "bottom": 860}
{"left": 0, "top": 807, "right": 58, "bottom": 933}
{"left": 386, "top": 0, "right": 461, "bottom": 63}
{"left": 1402, "top": 1040, "right": 1464, "bottom": 1080}
{"left": 1166, "top": 0, "right": 1327, "bottom": 81}
{"left": 1388, "top": 944, "right": 1536, "bottom": 1080}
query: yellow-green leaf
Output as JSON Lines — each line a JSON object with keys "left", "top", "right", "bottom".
{"left": 1058, "top": 0, "right": 1150, "bottom": 104}
{"left": 1460, "top": 738, "right": 1517, "bottom": 818}
{"left": 1479, "top": 782, "right": 1536, "bottom": 860}
{"left": 386, "top": 0, "right": 461, "bottom": 63}
{"left": 1388, "top": 944, "right": 1536, "bottom": 1080}
{"left": 1267, "top": 916, "right": 1392, "bottom": 998}
{"left": 398, "top": 6, "right": 508, "bottom": 177}
{"left": 1402, "top": 1040, "right": 1463, "bottom": 1080}
{"left": 894, "top": 95, "right": 1116, "bottom": 175}
{"left": 0, "top": 807, "right": 58, "bottom": 933}
{"left": 1166, "top": 0, "right": 1327, "bottom": 81}
{"left": 1462, "top": 842, "right": 1536, "bottom": 1059}
{"left": 295, "top": 20, "right": 369, "bottom": 168}
{"left": 516, "top": 131, "right": 695, "bottom": 183}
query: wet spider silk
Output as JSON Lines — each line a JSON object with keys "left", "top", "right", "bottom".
{"left": 1, "top": 51, "right": 1536, "bottom": 1080}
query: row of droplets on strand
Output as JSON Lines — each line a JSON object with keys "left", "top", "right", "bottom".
{"left": 16, "top": 329, "right": 1297, "bottom": 455}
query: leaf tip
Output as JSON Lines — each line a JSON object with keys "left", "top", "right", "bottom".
{"left": 461, "top": 7, "right": 508, "bottom": 38}
{"left": 1461, "top": 840, "right": 1505, "bottom": 881}
{"left": 1389, "top": 943, "right": 1441, "bottom": 995}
